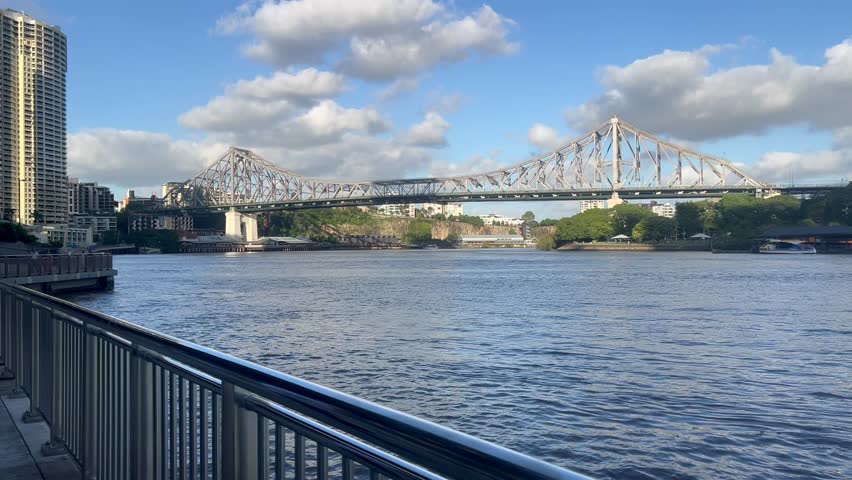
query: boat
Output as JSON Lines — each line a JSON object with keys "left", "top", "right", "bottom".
{"left": 423, "top": 244, "right": 440, "bottom": 250}
{"left": 758, "top": 239, "right": 816, "bottom": 254}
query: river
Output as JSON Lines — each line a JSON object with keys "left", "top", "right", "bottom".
{"left": 67, "top": 250, "right": 852, "bottom": 479}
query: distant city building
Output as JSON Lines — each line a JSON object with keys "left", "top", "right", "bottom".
{"left": 161, "top": 182, "right": 184, "bottom": 206}
{"left": 477, "top": 214, "right": 523, "bottom": 226}
{"left": 0, "top": 10, "right": 68, "bottom": 225}
{"left": 579, "top": 199, "right": 607, "bottom": 212}
{"left": 377, "top": 204, "right": 415, "bottom": 217}
{"left": 119, "top": 190, "right": 159, "bottom": 212}
{"left": 638, "top": 201, "right": 676, "bottom": 218}
{"left": 421, "top": 202, "right": 464, "bottom": 218}
{"left": 70, "top": 215, "right": 116, "bottom": 239}
{"left": 129, "top": 214, "right": 193, "bottom": 232}
{"left": 68, "top": 178, "right": 115, "bottom": 214}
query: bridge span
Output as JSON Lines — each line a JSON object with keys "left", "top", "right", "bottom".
{"left": 156, "top": 117, "right": 844, "bottom": 238}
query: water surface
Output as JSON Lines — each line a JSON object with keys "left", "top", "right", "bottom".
{"left": 69, "top": 250, "right": 852, "bottom": 479}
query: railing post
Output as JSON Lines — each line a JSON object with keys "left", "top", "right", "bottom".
{"left": 130, "top": 349, "right": 156, "bottom": 480}
{"left": 23, "top": 298, "right": 45, "bottom": 422}
{"left": 10, "top": 291, "right": 26, "bottom": 397}
{"left": 221, "top": 382, "right": 259, "bottom": 478}
{"left": 83, "top": 325, "right": 99, "bottom": 479}
{"left": 42, "top": 307, "right": 66, "bottom": 456}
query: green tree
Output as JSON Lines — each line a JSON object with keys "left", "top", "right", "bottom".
{"left": 675, "top": 202, "right": 704, "bottom": 236}
{"left": 522, "top": 211, "right": 536, "bottom": 223}
{"left": 555, "top": 208, "right": 614, "bottom": 243}
{"left": 610, "top": 203, "right": 654, "bottom": 236}
{"left": 405, "top": 220, "right": 433, "bottom": 244}
{"left": 536, "top": 234, "right": 556, "bottom": 251}
{"left": 633, "top": 216, "right": 676, "bottom": 242}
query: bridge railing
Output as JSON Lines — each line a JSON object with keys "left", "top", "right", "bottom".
{"left": 0, "top": 283, "right": 591, "bottom": 480}
{"left": 0, "top": 254, "right": 113, "bottom": 279}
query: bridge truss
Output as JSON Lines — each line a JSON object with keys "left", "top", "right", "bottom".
{"left": 161, "top": 117, "right": 800, "bottom": 213}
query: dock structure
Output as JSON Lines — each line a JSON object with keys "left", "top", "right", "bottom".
{"left": 0, "top": 254, "right": 116, "bottom": 293}
{"left": 0, "top": 282, "right": 592, "bottom": 480}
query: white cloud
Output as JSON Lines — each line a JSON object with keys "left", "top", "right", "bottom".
{"left": 378, "top": 77, "right": 420, "bottom": 101}
{"left": 68, "top": 129, "right": 227, "bottom": 192}
{"left": 566, "top": 38, "right": 852, "bottom": 141}
{"left": 218, "top": 0, "right": 516, "bottom": 80}
{"left": 341, "top": 6, "right": 518, "bottom": 80}
{"left": 403, "top": 111, "right": 449, "bottom": 147}
{"left": 749, "top": 128, "right": 852, "bottom": 183}
{"left": 179, "top": 96, "right": 293, "bottom": 132}
{"left": 228, "top": 68, "right": 346, "bottom": 101}
{"left": 429, "top": 153, "right": 502, "bottom": 177}
{"left": 427, "top": 92, "right": 469, "bottom": 114}
{"left": 527, "top": 123, "right": 564, "bottom": 151}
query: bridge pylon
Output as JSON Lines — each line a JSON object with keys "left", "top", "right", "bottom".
{"left": 225, "top": 207, "right": 258, "bottom": 242}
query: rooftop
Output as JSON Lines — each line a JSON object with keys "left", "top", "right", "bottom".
{"left": 761, "top": 226, "right": 852, "bottom": 238}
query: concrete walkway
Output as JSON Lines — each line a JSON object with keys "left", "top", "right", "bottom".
{"left": 0, "top": 380, "right": 80, "bottom": 479}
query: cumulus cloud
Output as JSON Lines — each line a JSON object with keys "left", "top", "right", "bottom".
{"left": 218, "top": 0, "right": 516, "bottom": 80}
{"left": 527, "top": 123, "right": 564, "bottom": 151}
{"left": 179, "top": 97, "right": 293, "bottom": 131}
{"left": 566, "top": 38, "right": 852, "bottom": 142}
{"left": 228, "top": 68, "right": 346, "bottom": 101}
{"left": 68, "top": 129, "right": 228, "bottom": 191}
{"left": 749, "top": 129, "right": 852, "bottom": 183}
{"left": 378, "top": 77, "right": 420, "bottom": 101}
{"left": 429, "top": 153, "right": 503, "bottom": 177}
{"left": 402, "top": 111, "right": 450, "bottom": 147}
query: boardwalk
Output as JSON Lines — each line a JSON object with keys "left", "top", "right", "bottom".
{"left": 0, "top": 380, "right": 79, "bottom": 479}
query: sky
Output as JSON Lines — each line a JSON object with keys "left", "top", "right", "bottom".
{"left": 7, "top": 0, "right": 852, "bottom": 219}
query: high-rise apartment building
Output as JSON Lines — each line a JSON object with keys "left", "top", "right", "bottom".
{"left": 0, "top": 10, "right": 67, "bottom": 225}
{"left": 68, "top": 178, "right": 115, "bottom": 214}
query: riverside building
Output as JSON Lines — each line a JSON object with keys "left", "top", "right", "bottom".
{"left": 0, "top": 10, "right": 68, "bottom": 226}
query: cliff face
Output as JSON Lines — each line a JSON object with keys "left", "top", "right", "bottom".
{"left": 324, "top": 217, "right": 513, "bottom": 239}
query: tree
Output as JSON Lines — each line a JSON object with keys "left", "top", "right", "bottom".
{"left": 675, "top": 202, "right": 703, "bottom": 236}
{"left": 610, "top": 203, "right": 654, "bottom": 236}
{"left": 30, "top": 210, "right": 44, "bottom": 224}
{"left": 522, "top": 211, "right": 536, "bottom": 223}
{"left": 632, "top": 216, "right": 676, "bottom": 242}
{"left": 555, "top": 208, "right": 614, "bottom": 243}
{"left": 536, "top": 234, "right": 556, "bottom": 251}
{"left": 405, "top": 220, "right": 432, "bottom": 244}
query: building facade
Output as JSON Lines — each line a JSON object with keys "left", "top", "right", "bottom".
{"left": 68, "top": 178, "right": 115, "bottom": 214}
{"left": 477, "top": 213, "right": 523, "bottom": 226}
{"left": 377, "top": 204, "right": 415, "bottom": 217}
{"left": 638, "top": 201, "right": 676, "bottom": 218}
{"left": 579, "top": 199, "right": 607, "bottom": 212}
{"left": 0, "top": 10, "right": 68, "bottom": 225}
{"left": 421, "top": 202, "right": 464, "bottom": 218}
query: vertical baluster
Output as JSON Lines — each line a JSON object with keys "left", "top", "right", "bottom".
{"left": 295, "top": 433, "right": 305, "bottom": 480}
{"left": 172, "top": 372, "right": 178, "bottom": 480}
{"left": 221, "top": 383, "right": 235, "bottom": 480}
{"left": 274, "top": 425, "right": 284, "bottom": 480}
{"left": 160, "top": 366, "right": 168, "bottom": 480}
{"left": 317, "top": 445, "right": 328, "bottom": 480}
{"left": 190, "top": 382, "right": 197, "bottom": 480}
{"left": 342, "top": 457, "right": 353, "bottom": 480}
{"left": 257, "top": 415, "right": 268, "bottom": 478}
{"left": 201, "top": 387, "right": 209, "bottom": 480}
{"left": 178, "top": 375, "right": 185, "bottom": 479}
{"left": 213, "top": 392, "right": 219, "bottom": 480}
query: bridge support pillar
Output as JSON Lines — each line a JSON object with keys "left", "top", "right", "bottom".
{"left": 225, "top": 208, "right": 259, "bottom": 242}
{"left": 607, "top": 192, "right": 624, "bottom": 208}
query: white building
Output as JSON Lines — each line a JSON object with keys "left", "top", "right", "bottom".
{"left": 421, "top": 202, "right": 464, "bottom": 218}
{"left": 579, "top": 199, "right": 607, "bottom": 212}
{"left": 70, "top": 215, "right": 117, "bottom": 239}
{"left": 377, "top": 204, "right": 415, "bottom": 217}
{"left": 651, "top": 203, "right": 676, "bottom": 218}
{"left": 0, "top": 10, "right": 68, "bottom": 225}
{"left": 477, "top": 214, "right": 523, "bottom": 226}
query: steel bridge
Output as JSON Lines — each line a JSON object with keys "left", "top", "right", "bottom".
{"left": 160, "top": 117, "right": 843, "bottom": 214}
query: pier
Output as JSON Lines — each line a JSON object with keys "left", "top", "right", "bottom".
{"left": 0, "top": 254, "right": 116, "bottom": 294}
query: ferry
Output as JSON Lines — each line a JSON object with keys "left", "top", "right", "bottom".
{"left": 758, "top": 239, "right": 816, "bottom": 254}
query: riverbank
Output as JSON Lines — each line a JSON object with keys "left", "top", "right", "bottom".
{"left": 558, "top": 242, "right": 710, "bottom": 252}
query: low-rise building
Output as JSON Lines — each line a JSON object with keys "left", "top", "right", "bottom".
{"left": 69, "top": 215, "right": 117, "bottom": 239}
{"left": 459, "top": 234, "right": 526, "bottom": 246}
{"left": 129, "top": 214, "right": 194, "bottom": 231}
{"left": 638, "top": 201, "right": 676, "bottom": 218}
{"left": 579, "top": 199, "right": 607, "bottom": 212}
{"left": 421, "top": 202, "right": 464, "bottom": 218}
{"left": 477, "top": 214, "right": 523, "bottom": 226}
{"left": 377, "top": 204, "right": 415, "bottom": 217}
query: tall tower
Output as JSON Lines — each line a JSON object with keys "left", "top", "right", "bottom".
{"left": 0, "top": 10, "right": 67, "bottom": 225}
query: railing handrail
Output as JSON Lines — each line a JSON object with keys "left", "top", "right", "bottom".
{"left": 10, "top": 283, "right": 591, "bottom": 480}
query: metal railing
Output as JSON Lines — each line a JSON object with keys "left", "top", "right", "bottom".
{"left": 0, "top": 254, "right": 113, "bottom": 279}
{"left": 0, "top": 283, "right": 592, "bottom": 480}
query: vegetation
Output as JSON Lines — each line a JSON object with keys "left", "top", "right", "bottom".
{"left": 405, "top": 220, "right": 433, "bottom": 244}
{"left": 544, "top": 183, "right": 852, "bottom": 250}
{"left": 632, "top": 216, "right": 676, "bottom": 242}
{"left": 536, "top": 233, "right": 556, "bottom": 251}
{"left": 446, "top": 214, "right": 484, "bottom": 227}
{"left": 0, "top": 221, "right": 36, "bottom": 244}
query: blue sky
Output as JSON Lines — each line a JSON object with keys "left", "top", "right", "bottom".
{"left": 9, "top": 0, "right": 852, "bottom": 218}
